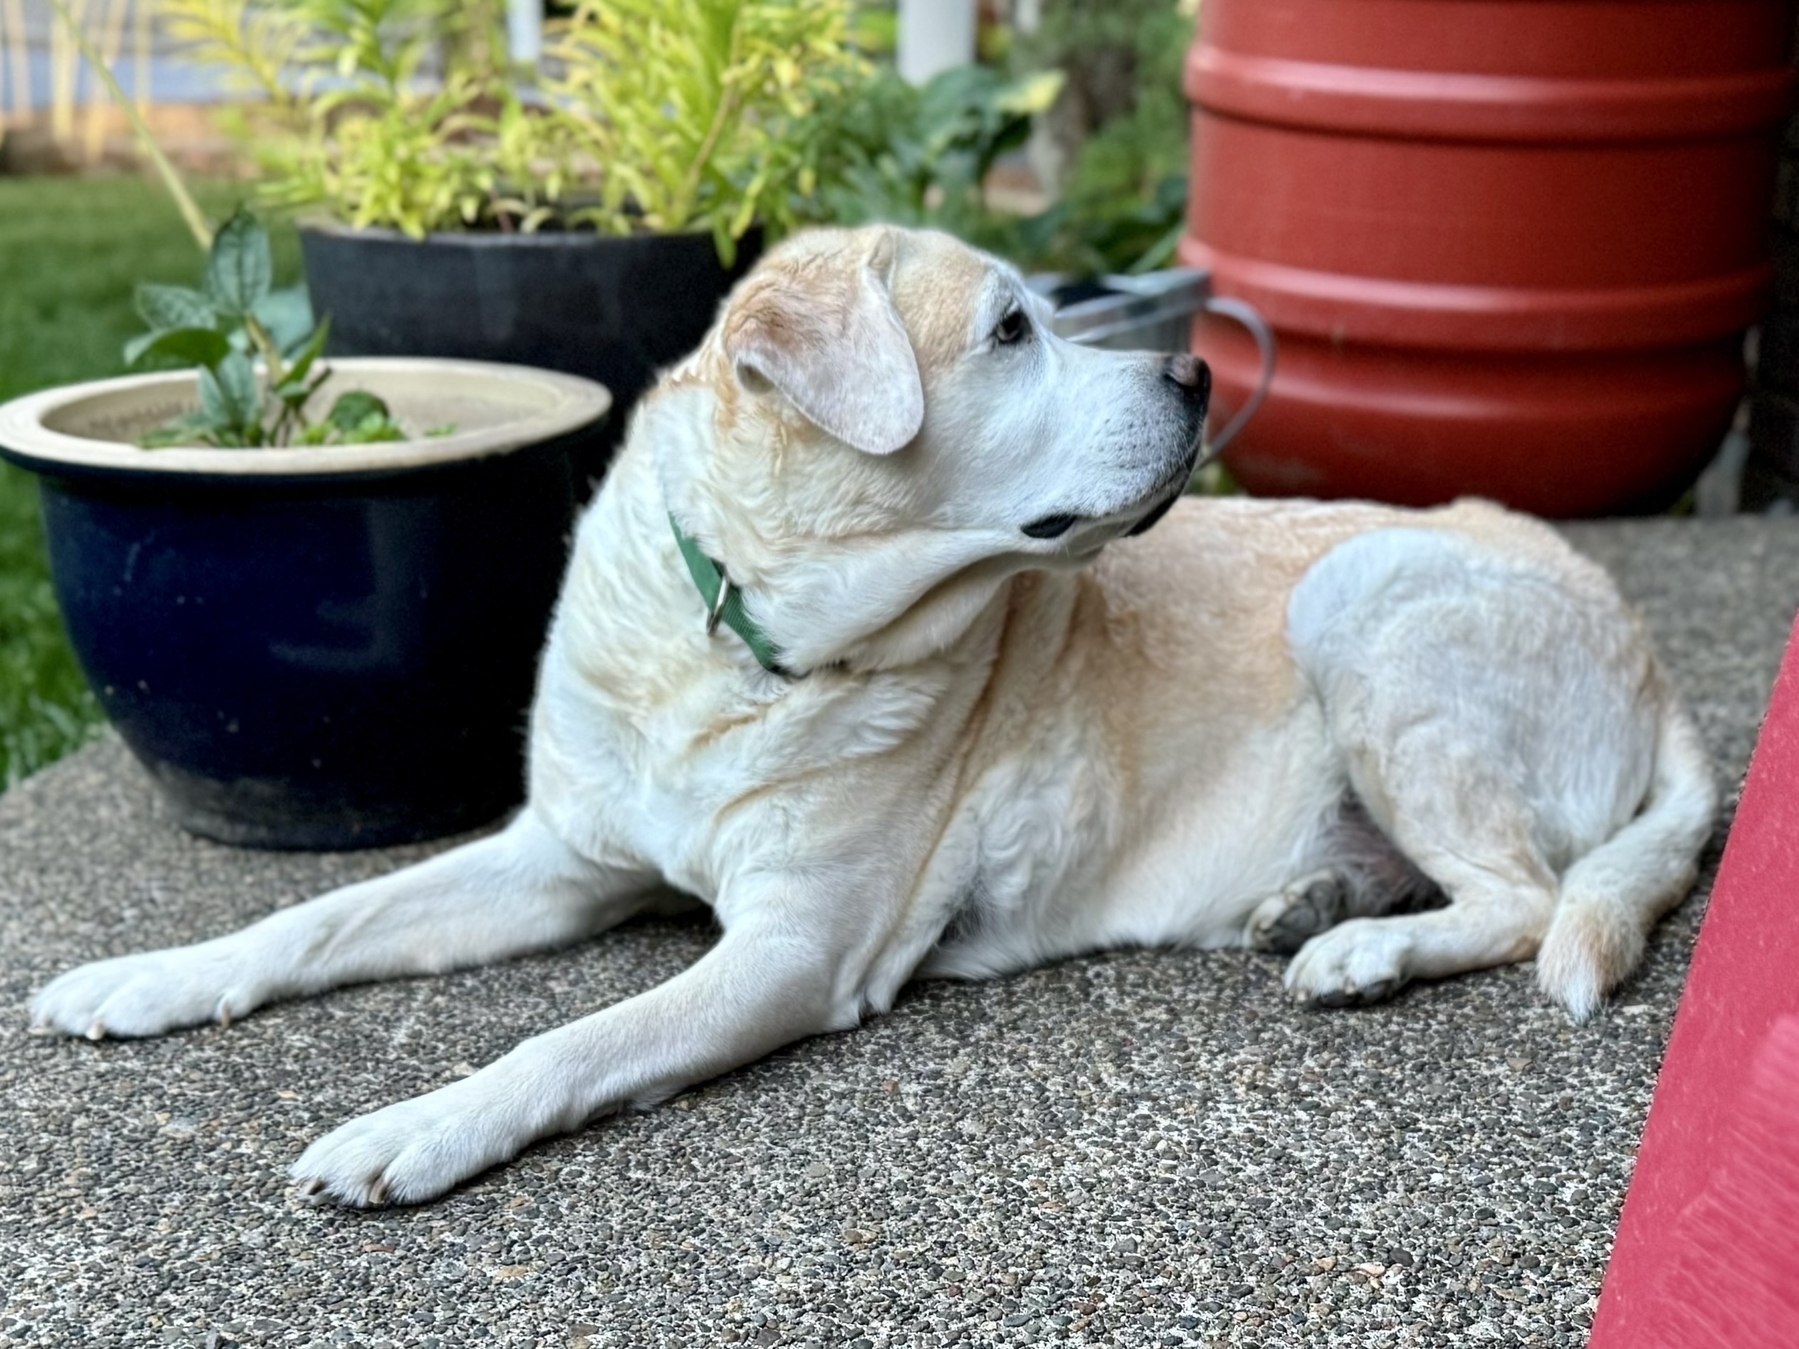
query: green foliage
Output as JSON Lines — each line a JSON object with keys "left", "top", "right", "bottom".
{"left": 806, "top": 0, "right": 1192, "bottom": 277}
{"left": 158, "top": 0, "right": 1171, "bottom": 270}
{"left": 1009, "top": 169, "right": 1190, "bottom": 278}
{"left": 162, "top": 0, "right": 525, "bottom": 239}
{"left": 0, "top": 178, "right": 300, "bottom": 408}
{"left": 0, "top": 468, "right": 97, "bottom": 790}
{"left": 806, "top": 63, "right": 1063, "bottom": 242}
{"left": 164, "top": 0, "right": 868, "bottom": 254}
{"left": 1004, "top": 0, "right": 1198, "bottom": 275}
{"left": 296, "top": 388, "right": 408, "bottom": 444}
{"left": 547, "top": 0, "right": 870, "bottom": 261}
{"left": 127, "top": 210, "right": 410, "bottom": 448}
{"left": 204, "top": 203, "right": 276, "bottom": 315}
{"left": 0, "top": 176, "right": 293, "bottom": 787}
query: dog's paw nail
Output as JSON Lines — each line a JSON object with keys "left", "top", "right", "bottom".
{"left": 368, "top": 1179, "right": 391, "bottom": 1206}
{"left": 84, "top": 1021, "right": 106, "bottom": 1041}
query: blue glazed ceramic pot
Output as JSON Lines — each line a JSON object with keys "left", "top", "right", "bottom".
{"left": 0, "top": 359, "right": 611, "bottom": 850}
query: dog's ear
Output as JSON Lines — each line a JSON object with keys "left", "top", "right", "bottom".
{"left": 723, "top": 233, "right": 924, "bottom": 456}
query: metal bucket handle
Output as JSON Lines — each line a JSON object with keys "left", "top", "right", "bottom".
{"left": 1198, "top": 294, "right": 1276, "bottom": 463}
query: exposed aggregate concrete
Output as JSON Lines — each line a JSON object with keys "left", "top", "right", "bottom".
{"left": 1, "top": 516, "right": 1795, "bottom": 1348}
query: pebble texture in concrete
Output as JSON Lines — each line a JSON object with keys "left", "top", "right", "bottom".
{"left": 1, "top": 517, "right": 1796, "bottom": 1349}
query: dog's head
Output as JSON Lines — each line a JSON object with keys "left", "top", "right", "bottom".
{"left": 649, "top": 225, "right": 1209, "bottom": 671}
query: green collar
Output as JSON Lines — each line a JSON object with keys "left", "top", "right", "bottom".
{"left": 669, "top": 513, "right": 793, "bottom": 677}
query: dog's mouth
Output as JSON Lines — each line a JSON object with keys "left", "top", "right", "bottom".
{"left": 1125, "top": 433, "right": 1204, "bottom": 537}
{"left": 1021, "top": 512, "right": 1082, "bottom": 540}
{"left": 1125, "top": 487, "right": 1182, "bottom": 537}
{"left": 1021, "top": 427, "right": 1204, "bottom": 545}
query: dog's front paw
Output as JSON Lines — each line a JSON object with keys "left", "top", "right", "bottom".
{"left": 1283, "top": 919, "right": 1408, "bottom": 1009}
{"left": 291, "top": 1079, "right": 530, "bottom": 1208}
{"left": 29, "top": 943, "right": 264, "bottom": 1040}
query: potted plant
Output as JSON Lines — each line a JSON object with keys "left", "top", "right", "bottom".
{"left": 0, "top": 210, "right": 612, "bottom": 850}
{"left": 163, "top": 0, "right": 866, "bottom": 475}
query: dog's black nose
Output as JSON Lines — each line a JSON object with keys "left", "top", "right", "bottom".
{"left": 1163, "top": 354, "right": 1211, "bottom": 401}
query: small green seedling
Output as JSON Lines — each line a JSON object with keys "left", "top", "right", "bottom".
{"left": 127, "top": 210, "right": 413, "bottom": 449}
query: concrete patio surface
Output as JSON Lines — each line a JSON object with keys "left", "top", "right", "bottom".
{"left": 1, "top": 516, "right": 1796, "bottom": 1349}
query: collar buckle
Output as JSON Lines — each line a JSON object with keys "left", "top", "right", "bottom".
{"left": 704, "top": 571, "right": 734, "bottom": 636}
{"left": 669, "top": 511, "right": 795, "bottom": 678}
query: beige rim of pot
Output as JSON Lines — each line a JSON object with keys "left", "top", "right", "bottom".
{"left": 0, "top": 358, "right": 613, "bottom": 477}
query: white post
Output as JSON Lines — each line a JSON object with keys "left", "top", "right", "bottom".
{"left": 506, "top": 0, "right": 541, "bottom": 66}
{"left": 897, "top": 0, "right": 976, "bottom": 85}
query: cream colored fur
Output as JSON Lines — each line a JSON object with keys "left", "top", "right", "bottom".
{"left": 29, "top": 227, "right": 1717, "bottom": 1207}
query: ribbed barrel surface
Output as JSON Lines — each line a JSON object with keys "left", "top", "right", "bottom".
{"left": 1182, "top": 0, "right": 1793, "bottom": 514}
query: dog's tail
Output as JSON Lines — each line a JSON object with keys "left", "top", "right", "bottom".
{"left": 1536, "top": 692, "right": 1718, "bottom": 1022}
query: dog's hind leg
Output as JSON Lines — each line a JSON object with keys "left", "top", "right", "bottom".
{"left": 30, "top": 810, "right": 660, "bottom": 1040}
{"left": 1245, "top": 799, "right": 1443, "bottom": 954}
{"left": 1281, "top": 803, "right": 1559, "bottom": 1010}
{"left": 1246, "top": 870, "right": 1351, "bottom": 955}
{"left": 1280, "top": 525, "right": 1678, "bottom": 1015}
{"left": 1281, "top": 641, "right": 1571, "bottom": 1011}
{"left": 1281, "top": 692, "right": 1565, "bottom": 1007}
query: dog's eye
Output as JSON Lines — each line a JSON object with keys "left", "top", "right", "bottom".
{"left": 993, "top": 308, "right": 1029, "bottom": 346}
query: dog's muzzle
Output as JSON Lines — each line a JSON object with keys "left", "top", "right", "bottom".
{"left": 1021, "top": 354, "right": 1211, "bottom": 544}
{"left": 1125, "top": 356, "right": 1211, "bottom": 538}
{"left": 1125, "top": 444, "right": 1201, "bottom": 537}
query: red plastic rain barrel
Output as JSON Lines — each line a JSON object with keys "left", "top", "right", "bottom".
{"left": 1181, "top": 0, "right": 1794, "bottom": 516}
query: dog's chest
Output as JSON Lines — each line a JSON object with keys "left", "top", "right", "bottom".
{"left": 533, "top": 650, "right": 964, "bottom": 903}
{"left": 912, "top": 713, "right": 1123, "bottom": 980}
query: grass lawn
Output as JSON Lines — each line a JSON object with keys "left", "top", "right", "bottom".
{"left": 0, "top": 174, "right": 299, "bottom": 788}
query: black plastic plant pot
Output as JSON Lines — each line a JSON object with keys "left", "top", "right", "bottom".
{"left": 299, "top": 222, "right": 760, "bottom": 487}
{"left": 0, "top": 359, "right": 611, "bottom": 851}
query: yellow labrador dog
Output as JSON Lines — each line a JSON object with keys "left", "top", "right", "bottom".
{"left": 31, "top": 226, "right": 1716, "bottom": 1206}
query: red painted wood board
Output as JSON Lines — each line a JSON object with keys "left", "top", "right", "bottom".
{"left": 1590, "top": 613, "right": 1799, "bottom": 1347}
